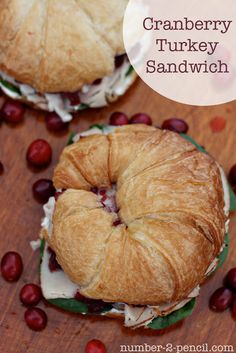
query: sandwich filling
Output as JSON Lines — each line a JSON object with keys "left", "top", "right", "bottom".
{"left": 0, "top": 56, "right": 136, "bottom": 122}
{"left": 39, "top": 125, "right": 231, "bottom": 329}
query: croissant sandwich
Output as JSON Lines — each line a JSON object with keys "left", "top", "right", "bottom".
{"left": 38, "top": 124, "right": 234, "bottom": 329}
{"left": 0, "top": 0, "right": 136, "bottom": 121}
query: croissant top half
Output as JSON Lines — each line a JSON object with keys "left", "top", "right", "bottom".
{"left": 50, "top": 125, "right": 227, "bottom": 305}
{"left": 0, "top": 0, "right": 126, "bottom": 93}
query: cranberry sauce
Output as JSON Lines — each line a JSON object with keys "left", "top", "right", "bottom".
{"left": 47, "top": 247, "right": 62, "bottom": 272}
{"left": 91, "top": 186, "right": 122, "bottom": 226}
{"left": 75, "top": 291, "right": 113, "bottom": 314}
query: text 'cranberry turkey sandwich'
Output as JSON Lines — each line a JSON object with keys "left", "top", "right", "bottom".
{"left": 0, "top": 0, "right": 136, "bottom": 121}
{"left": 39, "top": 124, "right": 233, "bottom": 329}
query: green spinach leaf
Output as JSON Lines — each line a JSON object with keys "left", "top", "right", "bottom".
{"left": 48, "top": 298, "right": 88, "bottom": 314}
{"left": 148, "top": 299, "right": 196, "bottom": 330}
{"left": 0, "top": 80, "right": 21, "bottom": 95}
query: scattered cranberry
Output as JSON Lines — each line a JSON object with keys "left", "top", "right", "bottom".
{"left": 231, "top": 298, "right": 236, "bottom": 316}
{"left": 62, "top": 92, "right": 80, "bottom": 106}
{"left": 20, "top": 284, "right": 42, "bottom": 307}
{"left": 24, "top": 307, "right": 47, "bottom": 331}
{"left": 210, "top": 116, "right": 226, "bottom": 133}
{"left": 229, "top": 165, "right": 236, "bottom": 186}
{"left": 225, "top": 268, "right": 236, "bottom": 290}
{"left": 129, "top": 113, "right": 152, "bottom": 125}
{"left": 45, "top": 113, "right": 68, "bottom": 132}
{"left": 162, "top": 118, "right": 189, "bottom": 133}
{"left": 209, "top": 287, "right": 233, "bottom": 311}
{"left": 0, "top": 99, "right": 25, "bottom": 124}
{"left": 47, "top": 247, "right": 62, "bottom": 272}
{"left": 32, "top": 179, "right": 55, "bottom": 204}
{"left": 26, "top": 139, "right": 52, "bottom": 168}
{"left": 1, "top": 251, "right": 23, "bottom": 282}
{"left": 109, "top": 112, "right": 129, "bottom": 126}
{"left": 115, "top": 54, "right": 126, "bottom": 68}
{"left": 85, "top": 340, "right": 106, "bottom": 353}
{"left": 0, "top": 161, "right": 4, "bottom": 175}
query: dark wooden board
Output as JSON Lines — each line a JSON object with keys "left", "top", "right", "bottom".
{"left": 0, "top": 79, "right": 236, "bottom": 353}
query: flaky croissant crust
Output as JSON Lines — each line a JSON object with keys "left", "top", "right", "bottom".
{"left": 50, "top": 125, "right": 226, "bottom": 305}
{"left": 0, "top": 0, "right": 127, "bottom": 93}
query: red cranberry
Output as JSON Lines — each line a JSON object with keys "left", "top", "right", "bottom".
{"left": 1, "top": 251, "right": 23, "bottom": 282}
{"left": 109, "top": 112, "right": 129, "bottom": 126}
{"left": 231, "top": 298, "right": 236, "bottom": 316}
{"left": 225, "top": 268, "right": 236, "bottom": 290}
{"left": 62, "top": 92, "right": 80, "bottom": 106}
{"left": 20, "top": 284, "right": 42, "bottom": 307}
{"left": 1, "top": 99, "right": 25, "bottom": 123}
{"left": 32, "top": 179, "right": 55, "bottom": 204}
{"left": 26, "top": 139, "right": 52, "bottom": 168}
{"left": 85, "top": 340, "right": 106, "bottom": 353}
{"left": 47, "top": 247, "right": 62, "bottom": 272}
{"left": 24, "top": 307, "right": 47, "bottom": 331}
{"left": 45, "top": 113, "right": 68, "bottom": 132}
{"left": 209, "top": 287, "right": 233, "bottom": 311}
{"left": 229, "top": 165, "right": 236, "bottom": 186}
{"left": 210, "top": 117, "right": 226, "bottom": 133}
{"left": 129, "top": 113, "right": 152, "bottom": 125}
{"left": 115, "top": 54, "right": 126, "bottom": 68}
{"left": 162, "top": 118, "right": 189, "bottom": 133}
{"left": 0, "top": 161, "right": 4, "bottom": 175}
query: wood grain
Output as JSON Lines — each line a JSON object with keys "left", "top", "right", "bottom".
{"left": 0, "top": 79, "right": 236, "bottom": 353}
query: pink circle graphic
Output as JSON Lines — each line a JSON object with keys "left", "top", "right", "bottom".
{"left": 123, "top": 0, "right": 236, "bottom": 105}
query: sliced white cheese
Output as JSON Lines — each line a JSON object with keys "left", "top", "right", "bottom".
{"left": 41, "top": 242, "right": 79, "bottom": 299}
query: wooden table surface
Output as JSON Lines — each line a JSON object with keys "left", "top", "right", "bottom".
{"left": 0, "top": 79, "right": 236, "bottom": 353}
